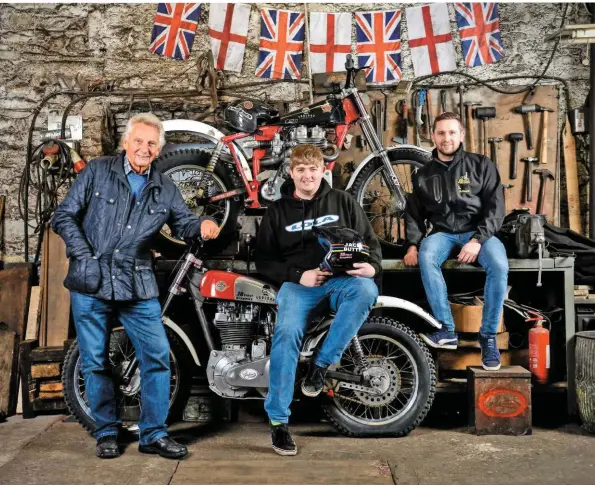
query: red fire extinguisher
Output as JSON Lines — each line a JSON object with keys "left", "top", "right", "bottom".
{"left": 528, "top": 314, "right": 549, "bottom": 384}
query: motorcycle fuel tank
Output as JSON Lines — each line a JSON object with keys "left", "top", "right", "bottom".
{"left": 200, "top": 270, "right": 277, "bottom": 304}
{"left": 278, "top": 98, "right": 345, "bottom": 126}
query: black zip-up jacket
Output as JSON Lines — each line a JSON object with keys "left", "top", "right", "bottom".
{"left": 405, "top": 145, "right": 504, "bottom": 247}
{"left": 255, "top": 179, "right": 382, "bottom": 287}
{"left": 52, "top": 152, "right": 212, "bottom": 301}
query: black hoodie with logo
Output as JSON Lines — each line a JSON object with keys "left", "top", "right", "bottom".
{"left": 255, "top": 179, "right": 382, "bottom": 287}
{"left": 405, "top": 145, "right": 505, "bottom": 248}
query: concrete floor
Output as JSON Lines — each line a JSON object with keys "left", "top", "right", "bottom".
{"left": 1, "top": 411, "right": 595, "bottom": 485}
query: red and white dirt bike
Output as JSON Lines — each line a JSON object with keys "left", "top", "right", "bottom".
{"left": 155, "top": 54, "right": 431, "bottom": 256}
{"left": 62, "top": 238, "right": 439, "bottom": 437}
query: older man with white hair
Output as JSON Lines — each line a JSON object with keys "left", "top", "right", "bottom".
{"left": 52, "top": 113, "right": 220, "bottom": 459}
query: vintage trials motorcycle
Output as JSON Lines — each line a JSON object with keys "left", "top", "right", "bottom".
{"left": 155, "top": 54, "right": 431, "bottom": 255}
{"left": 62, "top": 238, "right": 440, "bottom": 437}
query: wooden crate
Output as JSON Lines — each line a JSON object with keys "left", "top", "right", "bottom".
{"left": 19, "top": 340, "right": 69, "bottom": 418}
{"left": 468, "top": 366, "right": 532, "bottom": 436}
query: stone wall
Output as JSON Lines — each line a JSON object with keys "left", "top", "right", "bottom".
{"left": 0, "top": 2, "right": 591, "bottom": 260}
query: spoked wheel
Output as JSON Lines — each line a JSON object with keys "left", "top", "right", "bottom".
{"left": 62, "top": 327, "right": 192, "bottom": 435}
{"left": 323, "top": 318, "right": 436, "bottom": 437}
{"left": 348, "top": 148, "right": 430, "bottom": 255}
{"left": 153, "top": 148, "right": 242, "bottom": 258}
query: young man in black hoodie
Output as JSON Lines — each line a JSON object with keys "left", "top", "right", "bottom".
{"left": 404, "top": 112, "right": 508, "bottom": 371}
{"left": 256, "top": 144, "right": 382, "bottom": 456}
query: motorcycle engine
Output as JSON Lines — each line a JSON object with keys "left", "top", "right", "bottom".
{"left": 260, "top": 125, "right": 338, "bottom": 202}
{"left": 207, "top": 302, "right": 275, "bottom": 398}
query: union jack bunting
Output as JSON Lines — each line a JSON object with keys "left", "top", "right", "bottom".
{"left": 355, "top": 10, "right": 402, "bottom": 84}
{"left": 256, "top": 8, "right": 305, "bottom": 79}
{"left": 149, "top": 3, "right": 200, "bottom": 61}
{"left": 455, "top": 3, "right": 504, "bottom": 67}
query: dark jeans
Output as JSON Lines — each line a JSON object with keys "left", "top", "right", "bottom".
{"left": 70, "top": 292, "right": 170, "bottom": 445}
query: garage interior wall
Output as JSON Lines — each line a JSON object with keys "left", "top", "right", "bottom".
{"left": 0, "top": 2, "right": 592, "bottom": 260}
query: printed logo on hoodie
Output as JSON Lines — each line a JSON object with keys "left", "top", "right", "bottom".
{"left": 285, "top": 214, "right": 339, "bottom": 232}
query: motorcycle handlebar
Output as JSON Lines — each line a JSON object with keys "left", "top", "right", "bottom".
{"left": 344, "top": 54, "right": 369, "bottom": 89}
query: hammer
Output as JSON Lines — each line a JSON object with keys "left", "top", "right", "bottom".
{"left": 513, "top": 104, "right": 545, "bottom": 150}
{"left": 508, "top": 133, "right": 524, "bottom": 180}
{"left": 502, "top": 183, "right": 514, "bottom": 210}
{"left": 464, "top": 101, "right": 481, "bottom": 152}
{"left": 521, "top": 157, "right": 539, "bottom": 203}
{"left": 533, "top": 168, "right": 554, "bottom": 215}
{"left": 539, "top": 106, "right": 554, "bottom": 165}
{"left": 488, "top": 137, "right": 503, "bottom": 171}
{"left": 474, "top": 106, "right": 496, "bottom": 156}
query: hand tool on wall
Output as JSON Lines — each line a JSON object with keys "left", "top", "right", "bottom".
{"left": 457, "top": 84, "right": 466, "bottom": 126}
{"left": 426, "top": 91, "right": 434, "bottom": 132}
{"left": 440, "top": 89, "right": 447, "bottom": 113}
{"left": 533, "top": 168, "right": 554, "bottom": 215}
{"left": 508, "top": 133, "right": 524, "bottom": 179}
{"left": 374, "top": 99, "right": 384, "bottom": 141}
{"left": 539, "top": 107, "right": 554, "bottom": 165}
{"left": 464, "top": 101, "right": 482, "bottom": 152}
{"left": 474, "top": 106, "right": 496, "bottom": 156}
{"left": 413, "top": 89, "right": 429, "bottom": 145}
{"left": 393, "top": 100, "right": 409, "bottom": 144}
{"left": 488, "top": 137, "right": 503, "bottom": 171}
{"left": 521, "top": 157, "right": 539, "bottom": 203}
{"left": 513, "top": 104, "right": 543, "bottom": 150}
{"left": 502, "top": 184, "right": 514, "bottom": 210}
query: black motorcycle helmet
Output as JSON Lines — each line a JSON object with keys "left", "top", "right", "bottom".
{"left": 312, "top": 225, "right": 370, "bottom": 272}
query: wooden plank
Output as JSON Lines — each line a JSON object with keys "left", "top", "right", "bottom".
{"left": 562, "top": 119, "right": 582, "bottom": 233}
{"left": 39, "top": 225, "right": 49, "bottom": 347}
{"left": 31, "top": 363, "right": 60, "bottom": 379}
{"left": 0, "top": 324, "right": 18, "bottom": 420}
{"left": 19, "top": 339, "right": 38, "bottom": 419}
{"left": 44, "top": 228, "right": 70, "bottom": 347}
{"left": 458, "top": 332, "right": 509, "bottom": 350}
{"left": 0, "top": 195, "right": 5, "bottom": 257}
{"left": 25, "top": 286, "right": 41, "bottom": 340}
{"left": 438, "top": 350, "right": 511, "bottom": 371}
{"left": 39, "top": 381, "right": 63, "bottom": 393}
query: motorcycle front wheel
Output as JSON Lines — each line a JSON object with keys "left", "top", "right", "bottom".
{"left": 323, "top": 317, "right": 436, "bottom": 437}
{"left": 348, "top": 147, "right": 430, "bottom": 256}
{"left": 62, "top": 327, "right": 193, "bottom": 435}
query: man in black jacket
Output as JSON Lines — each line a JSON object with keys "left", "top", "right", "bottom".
{"left": 255, "top": 145, "right": 381, "bottom": 456}
{"left": 52, "top": 113, "right": 219, "bottom": 459}
{"left": 404, "top": 112, "right": 508, "bottom": 371}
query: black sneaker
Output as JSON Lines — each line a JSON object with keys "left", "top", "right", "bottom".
{"left": 419, "top": 329, "right": 459, "bottom": 349}
{"left": 479, "top": 334, "right": 501, "bottom": 371}
{"left": 270, "top": 423, "right": 297, "bottom": 456}
{"left": 301, "top": 364, "right": 328, "bottom": 397}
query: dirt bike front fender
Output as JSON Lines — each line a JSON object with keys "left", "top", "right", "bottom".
{"left": 162, "top": 316, "right": 201, "bottom": 367}
{"left": 344, "top": 145, "right": 432, "bottom": 191}
{"left": 162, "top": 119, "right": 253, "bottom": 182}
{"left": 373, "top": 295, "right": 442, "bottom": 330}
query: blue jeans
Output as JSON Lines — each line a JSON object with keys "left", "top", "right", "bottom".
{"left": 70, "top": 292, "right": 171, "bottom": 445}
{"left": 265, "top": 276, "right": 379, "bottom": 423}
{"left": 418, "top": 231, "right": 509, "bottom": 336}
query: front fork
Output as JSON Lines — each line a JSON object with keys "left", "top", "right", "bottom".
{"left": 350, "top": 91, "right": 408, "bottom": 211}
{"left": 120, "top": 251, "right": 204, "bottom": 388}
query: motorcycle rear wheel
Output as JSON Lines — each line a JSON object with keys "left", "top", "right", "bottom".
{"left": 323, "top": 317, "right": 436, "bottom": 437}
{"left": 62, "top": 327, "right": 193, "bottom": 435}
{"left": 153, "top": 148, "right": 243, "bottom": 258}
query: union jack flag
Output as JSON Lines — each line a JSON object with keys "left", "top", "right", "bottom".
{"left": 455, "top": 3, "right": 504, "bottom": 67}
{"left": 355, "top": 10, "right": 402, "bottom": 84}
{"left": 256, "top": 8, "right": 305, "bottom": 80}
{"left": 149, "top": 3, "right": 200, "bottom": 61}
